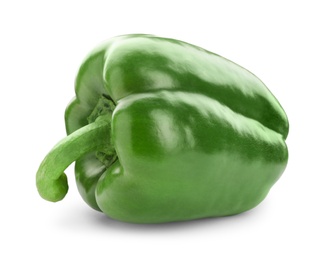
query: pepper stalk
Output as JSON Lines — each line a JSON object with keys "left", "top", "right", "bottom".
{"left": 36, "top": 115, "right": 112, "bottom": 202}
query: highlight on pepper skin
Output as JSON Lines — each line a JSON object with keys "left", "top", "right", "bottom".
{"left": 36, "top": 34, "right": 289, "bottom": 224}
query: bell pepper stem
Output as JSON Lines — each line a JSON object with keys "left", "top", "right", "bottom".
{"left": 36, "top": 116, "right": 112, "bottom": 202}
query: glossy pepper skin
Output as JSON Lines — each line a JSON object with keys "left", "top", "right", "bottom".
{"left": 36, "top": 34, "right": 289, "bottom": 223}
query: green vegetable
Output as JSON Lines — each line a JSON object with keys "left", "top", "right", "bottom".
{"left": 36, "top": 34, "right": 289, "bottom": 223}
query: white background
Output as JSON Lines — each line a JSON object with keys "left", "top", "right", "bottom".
{"left": 1, "top": 0, "right": 326, "bottom": 259}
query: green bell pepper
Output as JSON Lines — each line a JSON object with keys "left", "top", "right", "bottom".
{"left": 36, "top": 34, "right": 288, "bottom": 223}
